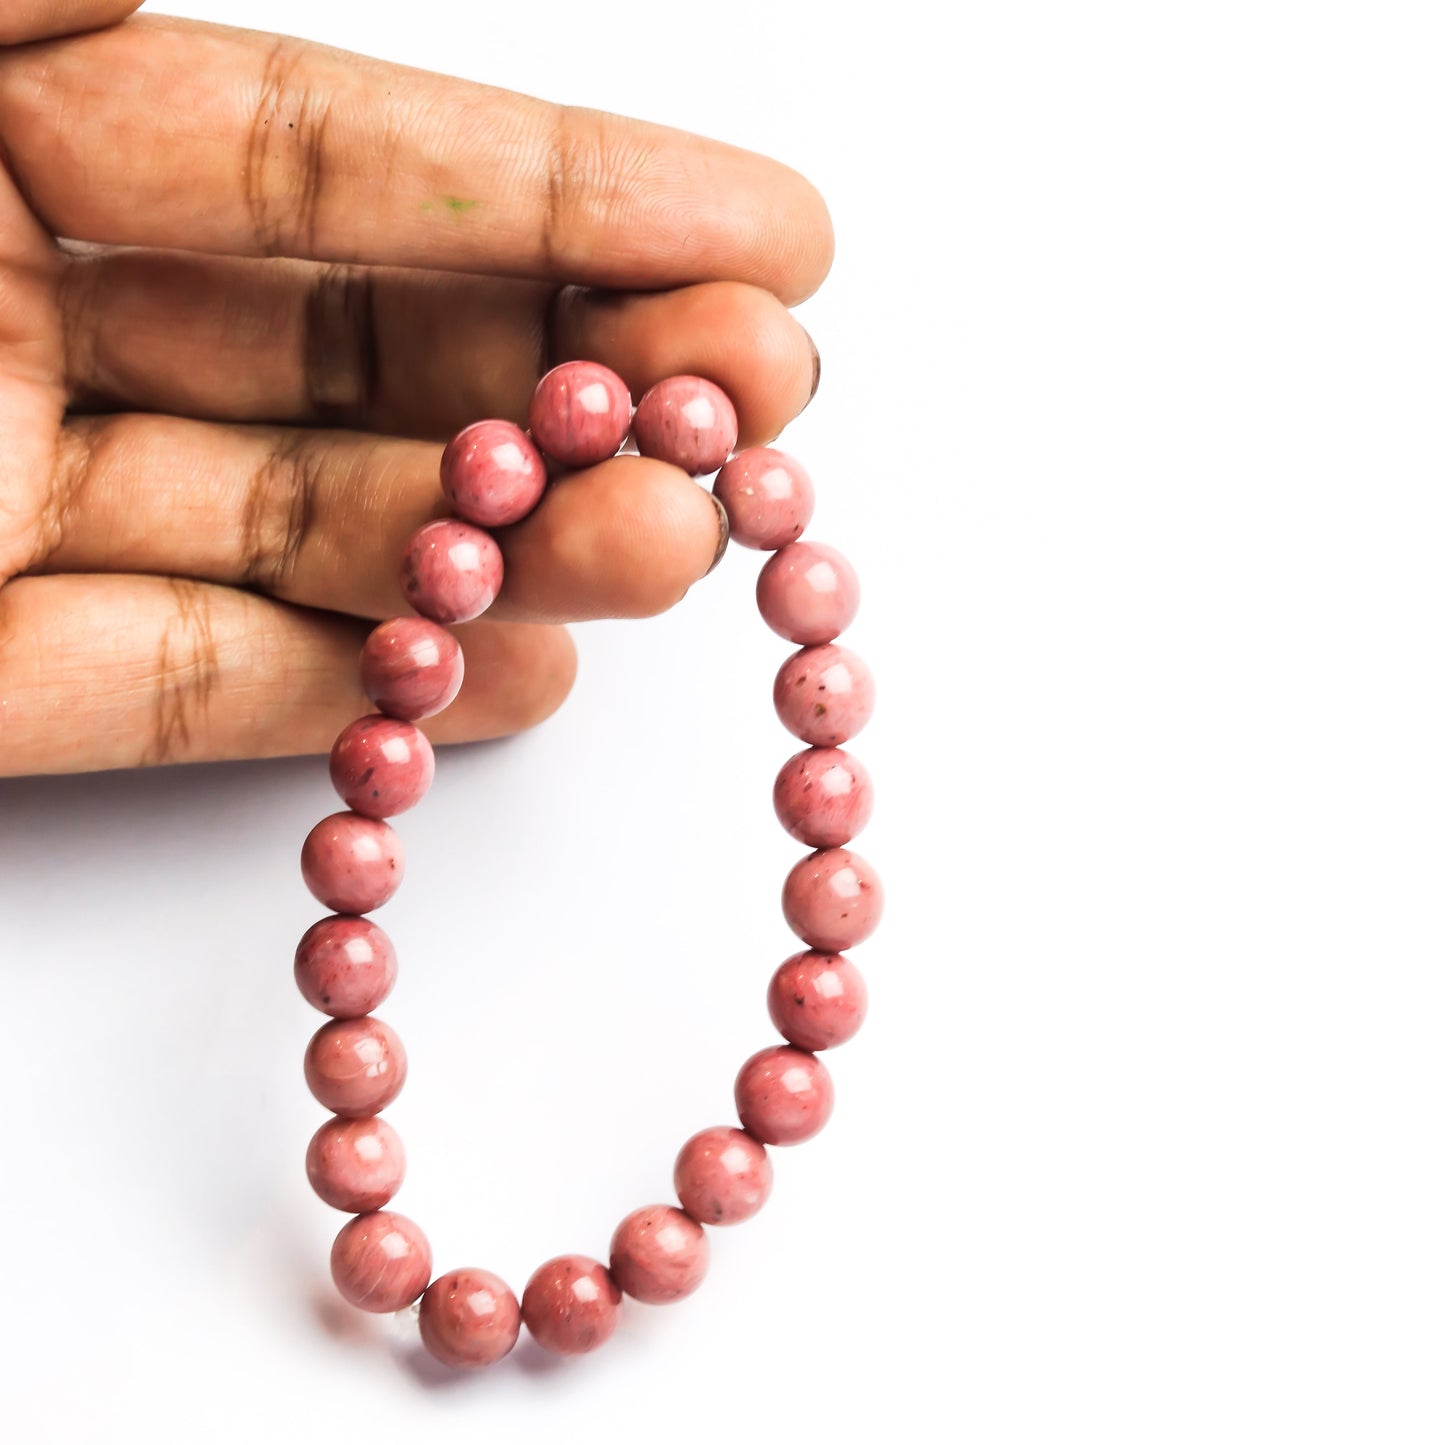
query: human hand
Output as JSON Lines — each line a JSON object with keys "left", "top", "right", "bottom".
{"left": 0, "top": 1, "right": 830, "bottom": 775}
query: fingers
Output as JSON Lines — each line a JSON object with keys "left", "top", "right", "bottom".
{"left": 60, "top": 247, "right": 816, "bottom": 445}
{"left": 0, "top": 16, "right": 833, "bottom": 304}
{"left": 28, "top": 414, "right": 725, "bottom": 624}
{"left": 0, "top": 572, "right": 576, "bottom": 775}
{"left": 0, "top": 1, "right": 141, "bottom": 46}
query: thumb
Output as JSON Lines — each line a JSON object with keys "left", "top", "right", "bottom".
{"left": 1, "top": 1, "right": 144, "bottom": 47}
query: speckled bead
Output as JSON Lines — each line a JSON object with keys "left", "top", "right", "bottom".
{"left": 306, "top": 1115, "right": 406, "bottom": 1212}
{"left": 419, "top": 1268, "right": 521, "bottom": 1368}
{"left": 756, "top": 541, "right": 860, "bottom": 645}
{"left": 293, "top": 915, "right": 398, "bottom": 1018}
{"left": 521, "top": 1255, "right": 623, "bottom": 1356}
{"left": 767, "top": 951, "right": 868, "bottom": 1051}
{"left": 440, "top": 418, "right": 548, "bottom": 527}
{"left": 782, "top": 847, "right": 884, "bottom": 952}
{"left": 401, "top": 519, "right": 504, "bottom": 625}
{"left": 673, "top": 1126, "right": 773, "bottom": 1226}
{"left": 609, "top": 1205, "right": 709, "bottom": 1304}
{"left": 528, "top": 361, "right": 632, "bottom": 469}
{"left": 330, "top": 1210, "right": 432, "bottom": 1313}
{"left": 360, "top": 617, "right": 464, "bottom": 721}
{"left": 329, "top": 716, "right": 435, "bottom": 819}
{"left": 301, "top": 811, "right": 405, "bottom": 914}
{"left": 304, "top": 1016, "right": 407, "bottom": 1117}
{"left": 713, "top": 447, "right": 814, "bottom": 549}
{"left": 774, "top": 643, "right": 876, "bottom": 746}
{"left": 632, "top": 375, "right": 738, "bottom": 476}
{"left": 735, "top": 1046, "right": 834, "bottom": 1146}
{"left": 773, "top": 746, "right": 874, "bottom": 847}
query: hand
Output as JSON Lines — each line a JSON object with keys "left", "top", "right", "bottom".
{"left": 0, "top": 1, "right": 830, "bottom": 775}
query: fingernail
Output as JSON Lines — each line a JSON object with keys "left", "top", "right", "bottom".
{"left": 804, "top": 328, "right": 821, "bottom": 408}
{"left": 706, "top": 490, "right": 730, "bottom": 575}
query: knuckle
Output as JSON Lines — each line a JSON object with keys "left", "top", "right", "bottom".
{"left": 142, "top": 578, "right": 222, "bottom": 768}
{"left": 240, "top": 432, "right": 320, "bottom": 596}
{"left": 303, "top": 262, "right": 379, "bottom": 425}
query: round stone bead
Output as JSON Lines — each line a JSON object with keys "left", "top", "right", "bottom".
{"left": 609, "top": 1205, "right": 709, "bottom": 1304}
{"left": 767, "top": 951, "right": 868, "bottom": 1051}
{"left": 330, "top": 1210, "right": 432, "bottom": 1313}
{"left": 782, "top": 847, "right": 884, "bottom": 952}
{"left": 521, "top": 1255, "right": 622, "bottom": 1356}
{"left": 360, "top": 618, "right": 463, "bottom": 721}
{"left": 329, "top": 716, "right": 434, "bottom": 819}
{"left": 306, "top": 1116, "right": 406, "bottom": 1212}
{"left": 713, "top": 447, "right": 814, "bottom": 549}
{"left": 440, "top": 419, "right": 547, "bottom": 527}
{"left": 673, "top": 1126, "right": 773, "bottom": 1226}
{"left": 756, "top": 541, "right": 860, "bottom": 645}
{"left": 528, "top": 361, "right": 632, "bottom": 469}
{"left": 735, "top": 1046, "right": 834, "bottom": 1146}
{"left": 774, "top": 643, "right": 876, "bottom": 746}
{"left": 293, "top": 915, "right": 397, "bottom": 1018}
{"left": 301, "top": 812, "right": 404, "bottom": 914}
{"left": 401, "top": 519, "right": 504, "bottom": 625}
{"left": 304, "top": 1016, "right": 407, "bottom": 1117}
{"left": 773, "top": 746, "right": 875, "bottom": 847}
{"left": 632, "top": 375, "right": 738, "bottom": 476}
{"left": 419, "top": 1268, "right": 522, "bottom": 1368}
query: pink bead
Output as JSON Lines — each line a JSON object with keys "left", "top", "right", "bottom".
{"left": 301, "top": 811, "right": 404, "bottom": 914}
{"left": 440, "top": 419, "right": 547, "bottom": 527}
{"left": 773, "top": 746, "right": 874, "bottom": 847}
{"left": 673, "top": 1126, "right": 773, "bottom": 1226}
{"left": 329, "top": 716, "right": 434, "bottom": 819}
{"left": 419, "top": 1268, "right": 522, "bottom": 1368}
{"left": 401, "top": 519, "right": 504, "bottom": 625}
{"left": 782, "top": 847, "right": 884, "bottom": 952}
{"left": 521, "top": 1255, "right": 622, "bottom": 1356}
{"left": 360, "top": 618, "right": 463, "bottom": 721}
{"left": 735, "top": 1046, "right": 834, "bottom": 1146}
{"left": 330, "top": 1210, "right": 432, "bottom": 1313}
{"left": 293, "top": 915, "right": 398, "bottom": 1018}
{"left": 528, "top": 361, "right": 632, "bottom": 469}
{"left": 306, "top": 1115, "right": 406, "bottom": 1212}
{"left": 713, "top": 447, "right": 815, "bottom": 549}
{"left": 767, "top": 951, "right": 868, "bottom": 1051}
{"left": 632, "top": 375, "right": 738, "bottom": 476}
{"left": 305, "top": 1016, "right": 407, "bottom": 1117}
{"left": 609, "top": 1205, "right": 709, "bottom": 1304}
{"left": 756, "top": 541, "right": 860, "bottom": 645}
{"left": 774, "top": 643, "right": 876, "bottom": 746}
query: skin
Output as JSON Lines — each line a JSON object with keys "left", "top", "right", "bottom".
{"left": 0, "top": 2, "right": 832, "bottom": 775}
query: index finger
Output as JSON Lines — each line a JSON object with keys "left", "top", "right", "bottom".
{"left": 0, "top": 15, "right": 833, "bottom": 303}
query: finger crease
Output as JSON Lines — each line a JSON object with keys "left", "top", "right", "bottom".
{"left": 303, "top": 263, "right": 380, "bottom": 425}
{"left": 241, "top": 434, "right": 319, "bottom": 596}
{"left": 142, "top": 579, "right": 222, "bottom": 768}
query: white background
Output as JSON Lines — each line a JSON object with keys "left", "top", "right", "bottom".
{"left": 3, "top": 1, "right": 1443, "bottom": 1440}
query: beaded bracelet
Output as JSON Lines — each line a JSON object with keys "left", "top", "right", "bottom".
{"left": 294, "top": 362, "right": 881, "bottom": 1365}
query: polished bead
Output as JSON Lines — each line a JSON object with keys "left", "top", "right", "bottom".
{"left": 293, "top": 915, "right": 398, "bottom": 1018}
{"left": 401, "top": 519, "right": 504, "bottom": 625}
{"left": 774, "top": 643, "right": 876, "bottom": 746}
{"left": 301, "top": 811, "right": 404, "bottom": 914}
{"left": 360, "top": 618, "right": 463, "bottom": 721}
{"left": 528, "top": 361, "right": 632, "bottom": 469}
{"left": 304, "top": 1016, "right": 407, "bottom": 1117}
{"left": 609, "top": 1205, "right": 709, "bottom": 1304}
{"left": 782, "top": 847, "right": 884, "bottom": 952}
{"left": 419, "top": 1268, "right": 522, "bottom": 1368}
{"left": 632, "top": 375, "right": 738, "bottom": 476}
{"left": 521, "top": 1255, "right": 622, "bottom": 1355}
{"left": 756, "top": 541, "right": 860, "bottom": 644}
{"left": 713, "top": 447, "right": 814, "bottom": 549}
{"left": 735, "top": 1046, "right": 834, "bottom": 1146}
{"left": 330, "top": 1210, "right": 432, "bottom": 1313}
{"left": 673, "top": 1126, "right": 773, "bottom": 1226}
{"left": 773, "top": 746, "right": 874, "bottom": 847}
{"left": 329, "top": 716, "right": 434, "bottom": 819}
{"left": 306, "top": 1116, "right": 406, "bottom": 1212}
{"left": 767, "top": 951, "right": 868, "bottom": 1051}
{"left": 440, "top": 419, "right": 547, "bottom": 527}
